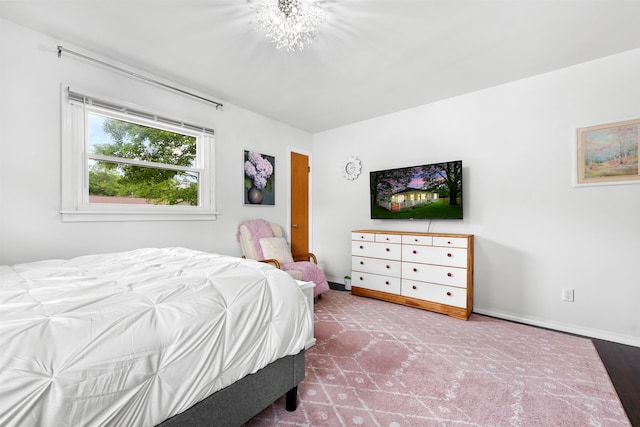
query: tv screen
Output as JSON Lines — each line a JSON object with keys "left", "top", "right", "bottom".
{"left": 370, "top": 160, "right": 463, "bottom": 220}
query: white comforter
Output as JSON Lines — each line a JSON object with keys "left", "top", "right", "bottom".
{"left": 0, "top": 247, "right": 311, "bottom": 426}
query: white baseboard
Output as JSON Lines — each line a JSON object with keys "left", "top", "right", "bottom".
{"left": 327, "top": 277, "right": 640, "bottom": 348}
{"left": 473, "top": 307, "right": 640, "bottom": 348}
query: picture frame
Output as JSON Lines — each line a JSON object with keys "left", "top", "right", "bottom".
{"left": 576, "top": 118, "right": 640, "bottom": 186}
{"left": 243, "top": 150, "right": 275, "bottom": 205}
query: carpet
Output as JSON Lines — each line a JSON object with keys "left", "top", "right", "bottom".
{"left": 246, "top": 290, "right": 630, "bottom": 426}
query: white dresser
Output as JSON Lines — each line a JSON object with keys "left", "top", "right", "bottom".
{"left": 351, "top": 230, "right": 474, "bottom": 320}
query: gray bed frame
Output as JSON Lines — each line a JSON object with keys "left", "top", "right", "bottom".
{"left": 158, "top": 349, "right": 305, "bottom": 426}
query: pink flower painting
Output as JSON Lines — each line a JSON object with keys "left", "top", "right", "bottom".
{"left": 244, "top": 151, "right": 275, "bottom": 205}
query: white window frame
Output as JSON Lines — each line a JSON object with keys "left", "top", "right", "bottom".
{"left": 61, "top": 86, "right": 217, "bottom": 222}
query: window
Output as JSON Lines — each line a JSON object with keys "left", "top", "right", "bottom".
{"left": 61, "top": 87, "right": 216, "bottom": 222}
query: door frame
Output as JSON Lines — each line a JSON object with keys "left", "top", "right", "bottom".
{"left": 287, "top": 146, "right": 313, "bottom": 252}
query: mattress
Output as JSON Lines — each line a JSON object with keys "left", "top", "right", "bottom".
{"left": 0, "top": 247, "right": 312, "bottom": 426}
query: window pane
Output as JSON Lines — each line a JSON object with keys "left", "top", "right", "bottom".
{"left": 89, "top": 160, "right": 199, "bottom": 206}
{"left": 88, "top": 113, "right": 197, "bottom": 167}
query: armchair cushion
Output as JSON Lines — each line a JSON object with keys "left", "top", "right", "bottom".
{"left": 259, "top": 237, "right": 294, "bottom": 265}
{"left": 281, "top": 261, "right": 328, "bottom": 294}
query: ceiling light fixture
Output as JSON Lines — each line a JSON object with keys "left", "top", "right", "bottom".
{"left": 253, "top": 0, "right": 326, "bottom": 52}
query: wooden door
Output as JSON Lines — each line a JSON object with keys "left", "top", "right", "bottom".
{"left": 290, "top": 152, "right": 309, "bottom": 256}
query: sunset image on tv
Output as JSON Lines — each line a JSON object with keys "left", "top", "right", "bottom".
{"left": 370, "top": 160, "right": 462, "bottom": 219}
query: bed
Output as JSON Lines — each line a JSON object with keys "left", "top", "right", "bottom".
{"left": 0, "top": 247, "right": 312, "bottom": 426}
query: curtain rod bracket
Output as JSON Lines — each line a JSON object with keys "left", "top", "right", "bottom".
{"left": 56, "top": 45, "right": 223, "bottom": 110}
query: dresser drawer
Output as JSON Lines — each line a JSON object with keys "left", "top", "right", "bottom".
{"left": 402, "top": 262, "right": 467, "bottom": 288}
{"left": 433, "top": 236, "right": 468, "bottom": 249}
{"left": 352, "top": 271, "right": 401, "bottom": 294}
{"left": 352, "top": 256, "right": 401, "bottom": 277}
{"left": 352, "top": 232, "right": 375, "bottom": 242}
{"left": 402, "top": 245, "right": 468, "bottom": 268}
{"left": 401, "top": 279, "right": 467, "bottom": 308}
{"left": 375, "top": 233, "right": 402, "bottom": 244}
{"left": 401, "top": 235, "right": 433, "bottom": 246}
{"left": 352, "top": 241, "right": 402, "bottom": 261}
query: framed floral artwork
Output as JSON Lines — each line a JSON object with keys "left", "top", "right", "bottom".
{"left": 577, "top": 118, "right": 640, "bottom": 186}
{"left": 244, "top": 150, "right": 275, "bottom": 205}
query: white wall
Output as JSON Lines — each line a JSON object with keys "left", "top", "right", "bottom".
{"left": 2, "top": 18, "right": 639, "bottom": 347}
{"left": 313, "top": 49, "right": 640, "bottom": 346}
{"left": 0, "top": 19, "right": 312, "bottom": 265}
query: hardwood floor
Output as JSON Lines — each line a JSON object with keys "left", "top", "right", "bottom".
{"left": 593, "top": 339, "right": 640, "bottom": 427}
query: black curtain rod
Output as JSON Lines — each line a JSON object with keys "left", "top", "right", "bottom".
{"left": 57, "top": 45, "right": 223, "bottom": 110}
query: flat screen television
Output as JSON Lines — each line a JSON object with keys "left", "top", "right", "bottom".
{"left": 370, "top": 160, "right": 463, "bottom": 220}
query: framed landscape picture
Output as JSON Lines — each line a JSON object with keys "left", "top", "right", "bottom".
{"left": 577, "top": 118, "right": 640, "bottom": 185}
{"left": 243, "top": 150, "right": 275, "bottom": 205}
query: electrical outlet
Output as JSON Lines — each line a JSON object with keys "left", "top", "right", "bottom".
{"left": 562, "top": 288, "right": 574, "bottom": 302}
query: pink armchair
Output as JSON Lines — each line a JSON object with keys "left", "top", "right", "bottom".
{"left": 237, "top": 219, "right": 330, "bottom": 298}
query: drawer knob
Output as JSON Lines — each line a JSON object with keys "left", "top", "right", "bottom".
{"left": 414, "top": 238, "right": 418, "bottom": 242}
{"left": 447, "top": 253, "right": 452, "bottom": 257}
{"left": 413, "top": 268, "right": 417, "bottom": 272}
{"left": 447, "top": 272, "right": 452, "bottom": 277}
{"left": 359, "top": 277, "right": 363, "bottom": 281}
{"left": 360, "top": 245, "right": 364, "bottom": 249}
{"left": 412, "top": 285, "right": 417, "bottom": 290}
{"left": 447, "top": 291, "right": 452, "bottom": 296}
{"left": 385, "top": 281, "right": 390, "bottom": 285}
{"left": 385, "top": 237, "right": 389, "bottom": 241}
{"left": 447, "top": 241, "right": 452, "bottom": 245}
{"left": 386, "top": 248, "right": 390, "bottom": 252}
{"left": 386, "top": 265, "right": 390, "bottom": 269}
{"left": 360, "top": 261, "right": 364, "bottom": 265}
{"left": 413, "top": 250, "right": 417, "bottom": 254}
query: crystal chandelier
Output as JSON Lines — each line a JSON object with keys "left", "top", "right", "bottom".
{"left": 253, "top": 0, "right": 326, "bottom": 52}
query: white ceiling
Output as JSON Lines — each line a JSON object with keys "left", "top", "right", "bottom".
{"left": 1, "top": 0, "right": 640, "bottom": 133}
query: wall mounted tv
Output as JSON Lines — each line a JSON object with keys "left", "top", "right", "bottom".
{"left": 370, "top": 160, "right": 463, "bottom": 220}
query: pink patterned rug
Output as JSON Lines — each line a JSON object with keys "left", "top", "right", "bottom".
{"left": 246, "top": 290, "right": 630, "bottom": 426}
